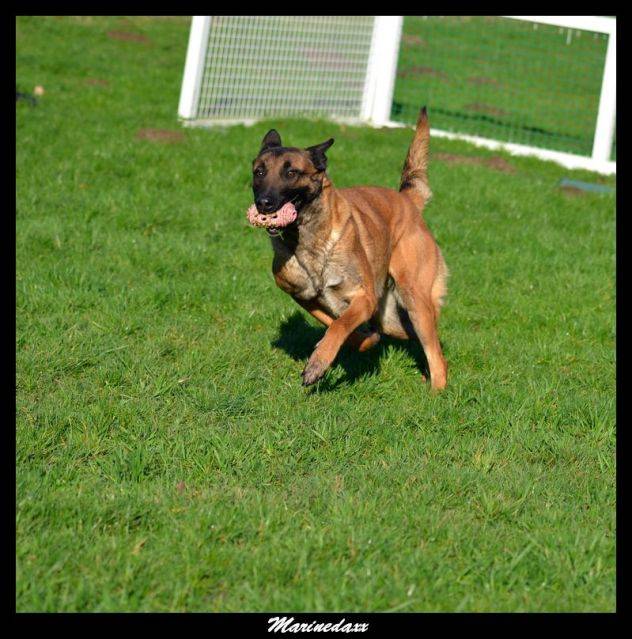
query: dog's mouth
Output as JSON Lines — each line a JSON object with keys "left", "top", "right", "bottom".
{"left": 246, "top": 200, "right": 298, "bottom": 235}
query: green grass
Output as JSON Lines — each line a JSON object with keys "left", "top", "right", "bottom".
{"left": 392, "top": 16, "right": 609, "bottom": 156}
{"left": 16, "top": 16, "right": 615, "bottom": 612}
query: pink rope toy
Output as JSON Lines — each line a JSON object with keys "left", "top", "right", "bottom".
{"left": 246, "top": 202, "right": 297, "bottom": 233}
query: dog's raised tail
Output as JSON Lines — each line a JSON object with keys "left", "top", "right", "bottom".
{"left": 399, "top": 106, "right": 432, "bottom": 208}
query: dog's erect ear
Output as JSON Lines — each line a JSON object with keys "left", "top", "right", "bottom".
{"left": 260, "top": 129, "right": 282, "bottom": 152}
{"left": 306, "top": 138, "right": 335, "bottom": 172}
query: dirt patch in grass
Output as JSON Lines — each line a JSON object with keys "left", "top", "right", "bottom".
{"left": 136, "top": 129, "right": 185, "bottom": 144}
{"left": 300, "top": 48, "right": 355, "bottom": 71}
{"left": 397, "top": 66, "right": 448, "bottom": 80}
{"left": 466, "top": 103, "right": 509, "bottom": 117}
{"left": 402, "top": 34, "right": 427, "bottom": 47}
{"left": 485, "top": 157, "right": 516, "bottom": 173}
{"left": 107, "top": 30, "right": 150, "bottom": 44}
{"left": 435, "top": 152, "right": 516, "bottom": 174}
{"left": 559, "top": 185, "right": 587, "bottom": 197}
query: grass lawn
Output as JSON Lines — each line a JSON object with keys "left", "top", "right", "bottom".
{"left": 16, "top": 16, "right": 615, "bottom": 612}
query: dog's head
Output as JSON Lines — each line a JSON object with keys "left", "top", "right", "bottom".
{"left": 251, "top": 129, "right": 334, "bottom": 216}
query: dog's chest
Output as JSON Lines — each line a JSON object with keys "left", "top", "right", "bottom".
{"left": 272, "top": 236, "right": 353, "bottom": 317}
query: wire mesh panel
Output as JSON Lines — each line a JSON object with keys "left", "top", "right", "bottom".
{"left": 391, "top": 16, "right": 611, "bottom": 156}
{"left": 192, "top": 16, "right": 375, "bottom": 122}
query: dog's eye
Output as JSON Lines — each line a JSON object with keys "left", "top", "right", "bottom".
{"left": 254, "top": 167, "right": 265, "bottom": 177}
{"left": 286, "top": 169, "right": 298, "bottom": 178}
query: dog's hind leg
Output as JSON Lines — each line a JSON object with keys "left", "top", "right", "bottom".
{"left": 397, "top": 285, "right": 447, "bottom": 390}
{"left": 346, "top": 324, "right": 381, "bottom": 352}
{"left": 430, "top": 248, "right": 449, "bottom": 322}
{"left": 389, "top": 246, "right": 447, "bottom": 390}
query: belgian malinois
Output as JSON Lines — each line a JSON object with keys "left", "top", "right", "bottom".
{"left": 247, "top": 107, "right": 448, "bottom": 389}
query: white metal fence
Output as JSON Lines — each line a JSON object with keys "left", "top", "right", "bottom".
{"left": 179, "top": 16, "right": 382, "bottom": 124}
{"left": 178, "top": 15, "right": 616, "bottom": 174}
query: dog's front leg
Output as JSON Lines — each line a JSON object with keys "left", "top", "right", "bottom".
{"left": 301, "top": 291, "right": 376, "bottom": 386}
{"left": 293, "top": 297, "right": 381, "bottom": 353}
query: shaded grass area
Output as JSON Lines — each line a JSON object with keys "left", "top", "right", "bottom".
{"left": 16, "top": 16, "right": 615, "bottom": 611}
{"left": 392, "top": 16, "right": 609, "bottom": 155}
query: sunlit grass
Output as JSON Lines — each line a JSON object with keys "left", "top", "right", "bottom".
{"left": 16, "top": 16, "right": 615, "bottom": 612}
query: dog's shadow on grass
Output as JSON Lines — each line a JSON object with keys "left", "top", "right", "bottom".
{"left": 271, "top": 311, "right": 430, "bottom": 392}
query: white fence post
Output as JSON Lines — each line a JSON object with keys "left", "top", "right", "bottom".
{"left": 178, "top": 16, "right": 211, "bottom": 120}
{"left": 361, "top": 16, "right": 403, "bottom": 126}
{"left": 592, "top": 27, "right": 616, "bottom": 162}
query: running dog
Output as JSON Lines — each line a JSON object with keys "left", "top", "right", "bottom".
{"left": 247, "top": 107, "right": 448, "bottom": 389}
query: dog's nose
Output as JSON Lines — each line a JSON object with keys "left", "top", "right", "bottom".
{"left": 256, "top": 196, "right": 275, "bottom": 213}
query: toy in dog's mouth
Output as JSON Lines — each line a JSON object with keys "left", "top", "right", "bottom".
{"left": 246, "top": 202, "right": 297, "bottom": 236}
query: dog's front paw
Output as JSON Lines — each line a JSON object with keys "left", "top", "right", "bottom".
{"left": 301, "top": 352, "right": 329, "bottom": 386}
